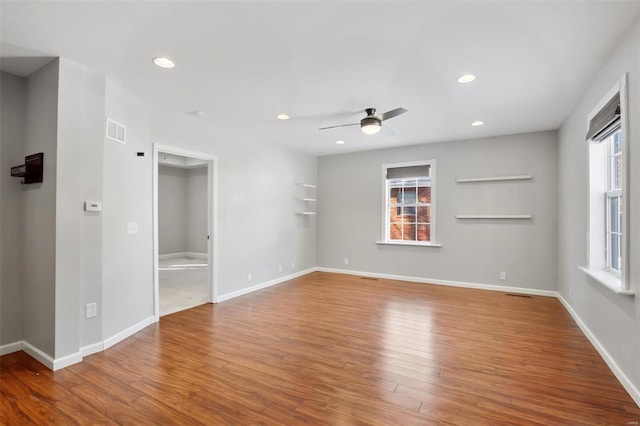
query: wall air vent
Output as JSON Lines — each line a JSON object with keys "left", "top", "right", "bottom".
{"left": 106, "top": 117, "right": 126, "bottom": 144}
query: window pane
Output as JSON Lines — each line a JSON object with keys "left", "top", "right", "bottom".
{"left": 389, "top": 187, "right": 401, "bottom": 204}
{"left": 417, "top": 224, "right": 431, "bottom": 242}
{"left": 418, "top": 186, "right": 431, "bottom": 203}
{"left": 403, "top": 187, "right": 417, "bottom": 204}
{"left": 390, "top": 223, "right": 402, "bottom": 240}
{"left": 402, "top": 207, "right": 416, "bottom": 222}
{"left": 610, "top": 233, "right": 620, "bottom": 271}
{"left": 403, "top": 179, "right": 417, "bottom": 188}
{"left": 614, "top": 154, "right": 622, "bottom": 190}
{"left": 609, "top": 196, "right": 619, "bottom": 233}
{"left": 403, "top": 223, "right": 416, "bottom": 241}
{"left": 389, "top": 206, "right": 400, "bottom": 222}
{"left": 417, "top": 206, "right": 430, "bottom": 223}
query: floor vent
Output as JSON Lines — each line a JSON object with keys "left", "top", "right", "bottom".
{"left": 505, "top": 293, "right": 533, "bottom": 298}
{"left": 360, "top": 277, "right": 378, "bottom": 281}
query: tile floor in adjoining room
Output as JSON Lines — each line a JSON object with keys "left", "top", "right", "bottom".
{"left": 159, "top": 256, "right": 209, "bottom": 316}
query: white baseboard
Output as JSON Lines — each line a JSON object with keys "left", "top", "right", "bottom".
{"left": 0, "top": 341, "right": 23, "bottom": 356}
{"left": 103, "top": 315, "right": 157, "bottom": 350}
{"left": 556, "top": 294, "right": 640, "bottom": 407}
{"left": 316, "top": 267, "right": 557, "bottom": 298}
{"left": 80, "top": 341, "right": 104, "bottom": 357}
{"left": 52, "top": 350, "right": 83, "bottom": 370}
{"left": 216, "top": 268, "right": 317, "bottom": 303}
{"left": 159, "top": 252, "right": 207, "bottom": 261}
{"left": 21, "top": 341, "right": 55, "bottom": 370}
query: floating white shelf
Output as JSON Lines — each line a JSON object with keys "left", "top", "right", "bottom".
{"left": 296, "top": 198, "right": 317, "bottom": 202}
{"left": 296, "top": 183, "right": 317, "bottom": 188}
{"left": 455, "top": 214, "right": 532, "bottom": 220}
{"left": 456, "top": 175, "right": 533, "bottom": 183}
{"left": 296, "top": 211, "right": 317, "bottom": 215}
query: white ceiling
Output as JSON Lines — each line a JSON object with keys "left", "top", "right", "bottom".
{"left": 1, "top": 1, "right": 639, "bottom": 156}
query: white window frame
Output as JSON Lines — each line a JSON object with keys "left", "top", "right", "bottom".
{"left": 581, "top": 74, "right": 632, "bottom": 295}
{"left": 378, "top": 160, "right": 441, "bottom": 247}
{"left": 605, "top": 129, "right": 622, "bottom": 275}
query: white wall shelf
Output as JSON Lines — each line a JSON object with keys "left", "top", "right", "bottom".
{"left": 296, "top": 183, "right": 317, "bottom": 215}
{"left": 456, "top": 175, "right": 533, "bottom": 183}
{"left": 455, "top": 214, "right": 532, "bottom": 220}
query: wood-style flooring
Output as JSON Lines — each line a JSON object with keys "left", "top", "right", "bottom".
{"left": 1, "top": 272, "right": 639, "bottom": 425}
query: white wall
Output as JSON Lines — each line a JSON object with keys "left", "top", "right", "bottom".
{"left": 0, "top": 71, "right": 26, "bottom": 346}
{"left": 158, "top": 165, "right": 188, "bottom": 255}
{"left": 151, "top": 107, "right": 317, "bottom": 298}
{"left": 558, "top": 18, "right": 640, "bottom": 396}
{"left": 56, "top": 58, "right": 105, "bottom": 353}
{"left": 318, "top": 131, "right": 558, "bottom": 292}
{"left": 22, "top": 60, "right": 59, "bottom": 356}
{"left": 186, "top": 166, "right": 207, "bottom": 254}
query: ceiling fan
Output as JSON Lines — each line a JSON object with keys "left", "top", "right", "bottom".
{"left": 319, "top": 107, "right": 408, "bottom": 135}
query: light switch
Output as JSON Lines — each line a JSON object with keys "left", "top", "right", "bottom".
{"left": 84, "top": 201, "right": 102, "bottom": 212}
{"left": 127, "top": 222, "right": 139, "bottom": 235}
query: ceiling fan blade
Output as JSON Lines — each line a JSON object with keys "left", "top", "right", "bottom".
{"left": 378, "top": 107, "right": 408, "bottom": 122}
{"left": 381, "top": 124, "right": 396, "bottom": 136}
{"left": 319, "top": 123, "right": 359, "bottom": 130}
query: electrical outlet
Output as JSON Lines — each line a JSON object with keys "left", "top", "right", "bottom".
{"left": 247, "top": 273, "right": 252, "bottom": 282}
{"left": 344, "top": 258, "right": 349, "bottom": 265}
{"left": 127, "top": 222, "right": 139, "bottom": 235}
{"left": 278, "top": 264, "right": 282, "bottom": 273}
{"left": 500, "top": 272, "right": 506, "bottom": 280}
{"left": 292, "top": 262, "right": 296, "bottom": 270}
{"left": 86, "top": 303, "right": 97, "bottom": 319}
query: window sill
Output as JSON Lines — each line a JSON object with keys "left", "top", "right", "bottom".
{"left": 578, "top": 266, "right": 634, "bottom": 296}
{"left": 376, "top": 241, "right": 442, "bottom": 248}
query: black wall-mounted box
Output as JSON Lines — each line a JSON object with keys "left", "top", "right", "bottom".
{"left": 11, "top": 153, "right": 44, "bottom": 184}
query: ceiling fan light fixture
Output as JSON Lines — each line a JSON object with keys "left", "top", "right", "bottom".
{"left": 361, "top": 117, "right": 382, "bottom": 135}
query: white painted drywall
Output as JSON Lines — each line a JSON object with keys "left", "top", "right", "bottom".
{"left": 56, "top": 58, "right": 105, "bottom": 354}
{"left": 317, "top": 131, "right": 558, "bottom": 291}
{"left": 158, "top": 165, "right": 188, "bottom": 255}
{"left": 21, "top": 59, "right": 59, "bottom": 357}
{"left": 558, "top": 18, "right": 640, "bottom": 394}
{"left": 150, "top": 105, "right": 317, "bottom": 298}
{"left": 0, "top": 71, "right": 26, "bottom": 346}
{"left": 187, "top": 166, "right": 207, "bottom": 254}
{"left": 102, "top": 79, "right": 155, "bottom": 341}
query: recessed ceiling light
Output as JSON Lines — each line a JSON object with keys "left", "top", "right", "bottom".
{"left": 335, "top": 140, "right": 345, "bottom": 145}
{"left": 457, "top": 74, "right": 476, "bottom": 83}
{"left": 471, "top": 121, "right": 484, "bottom": 126}
{"left": 277, "top": 114, "right": 290, "bottom": 120}
{"left": 153, "top": 57, "right": 175, "bottom": 69}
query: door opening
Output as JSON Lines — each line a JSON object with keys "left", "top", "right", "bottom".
{"left": 153, "top": 144, "right": 218, "bottom": 319}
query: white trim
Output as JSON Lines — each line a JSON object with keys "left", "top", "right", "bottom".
{"left": 315, "top": 267, "right": 557, "bottom": 297}
{"left": 456, "top": 175, "right": 533, "bottom": 183}
{"left": 296, "top": 183, "right": 317, "bottom": 188}
{"left": 216, "top": 268, "right": 317, "bottom": 303}
{"left": 80, "top": 341, "right": 104, "bottom": 357}
{"left": 52, "top": 350, "right": 83, "bottom": 370}
{"left": 0, "top": 341, "right": 23, "bottom": 356}
{"left": 376, "top": 240, "right": 442, "bottom": 247}
{"left": 578, "top": 266, "right": 634, "bottom": 296}
{"left": 455, "top": 214, "right": 532, "bottom": 220}
{"left": 158, "top": 252, "right": 208, "bottom": 261}
{"left": 21, "top": 341, "right": 55, "bottom": 370}
{"left": 556, "top": 294, "right": 640, "bottom": 407}
{"left": 103, "top": 315, "right": 156, "bottom": 350}
{"left": 295, "top": 211, "right": 317, "bottom": 215}
{"left": 153, "top": 143, "right": 219, "bottom": 319}
{"left": 381, "top": 159, "right": 437, "bottom": 244}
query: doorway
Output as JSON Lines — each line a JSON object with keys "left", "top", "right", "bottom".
{"left": 153, "top": 144, "right": 218, "bottom": 319}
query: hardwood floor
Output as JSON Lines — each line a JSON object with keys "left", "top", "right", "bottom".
{"left": 2, "top": 271, "right": 639, "bottom": 425}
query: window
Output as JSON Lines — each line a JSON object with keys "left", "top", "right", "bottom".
{"left": 381, "top": 161, "right": 438, "bottom": 246}
{"left": 584, "top": 74, "right": 631, "bottom": 294}
{"left": 606, "top": 129, "right": 622, "bottom": 274}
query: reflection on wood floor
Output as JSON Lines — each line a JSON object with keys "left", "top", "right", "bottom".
{"left": 2, "top": 271, "right": 639, "bottom": 424}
